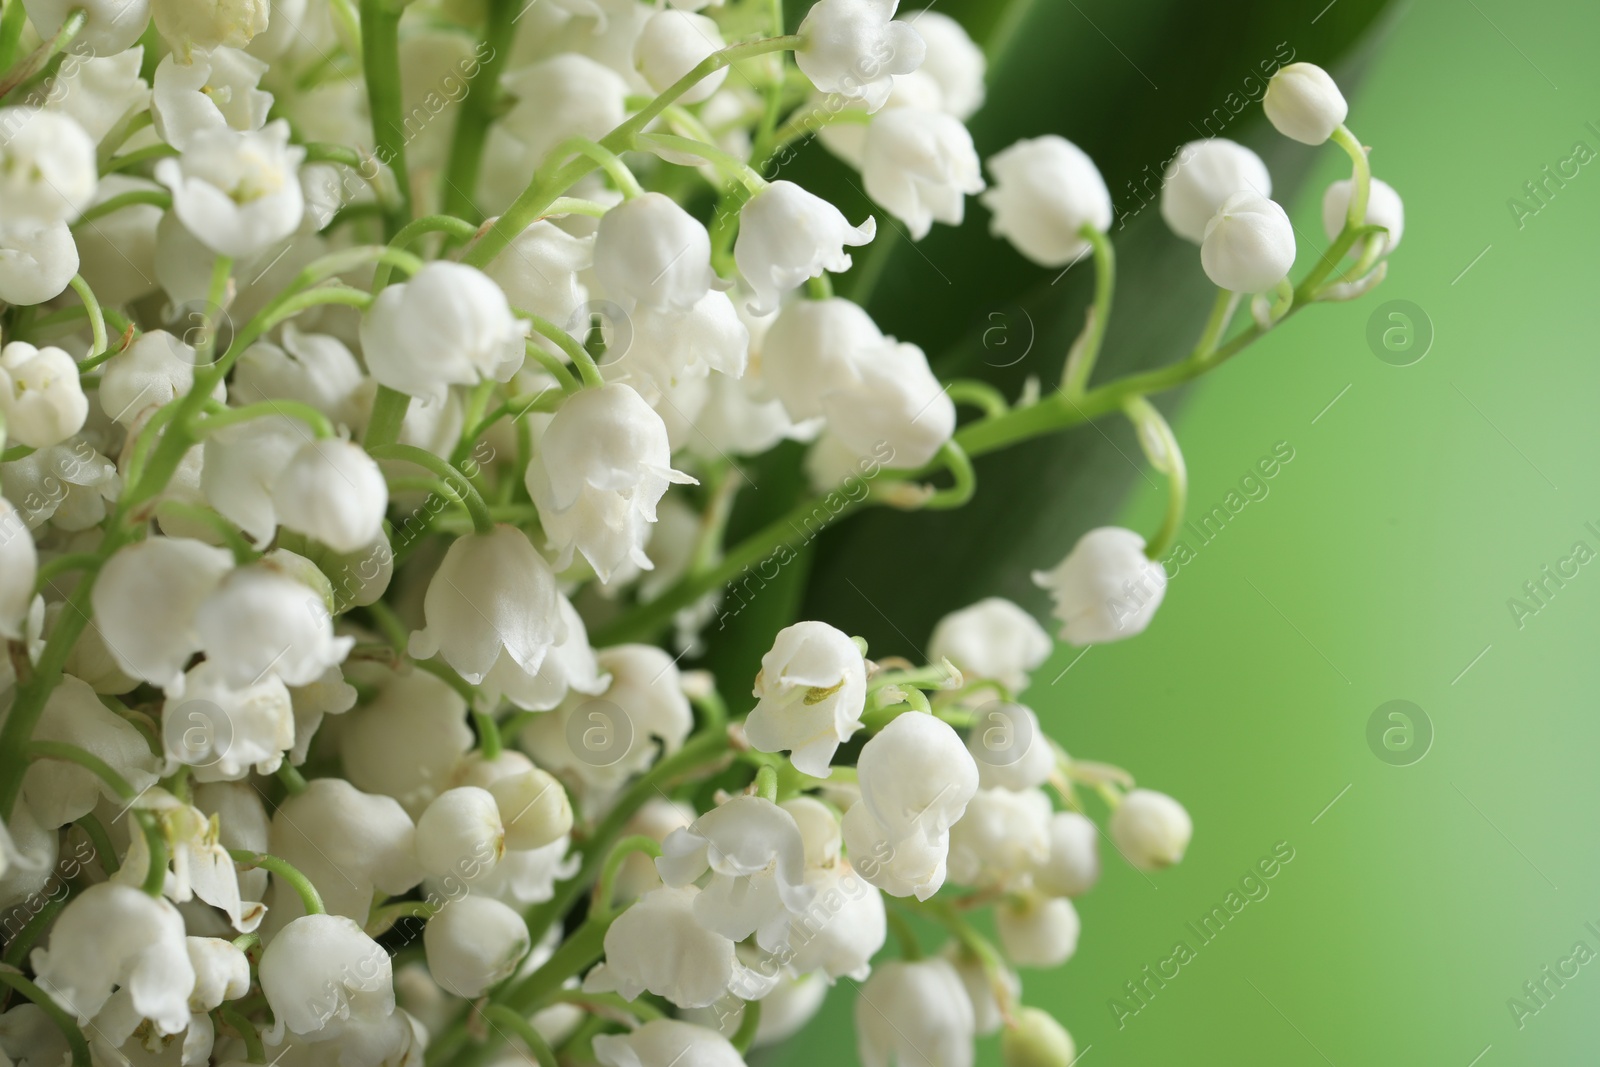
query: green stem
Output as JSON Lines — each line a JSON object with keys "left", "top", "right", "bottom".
{"left": 535, "top": 989, "right": 664, "bottom": 1022}
{"left": 2, "top": 891, "right": 68, "bottom": 967}
{"left": 369, "top": 443, "right": 494, "bottom": 534}
{"left": 35, "top": 552, "right": 102, "bottom": 590}
{"left": 1331, "top": 124, "right": 1371, "bottom": 230}
{"left": 593, "top": 834, "right": 661, "bottom": 917}
{"left": 479, "top": 1006, "right": 559, "bottom": 1067}
{"left": 946, "top": 379, "right": 1009, "bottom": 419}
{"left": 100, "top": 142, "right": 179, "bottom": 175}
{"left": 753, "top": 764, "right": 778, "bottom": 801}
{"left": 1060, "top": 224, "right": 1115, "bottom": 398}
{"left": 74, "top": 188, "right": 172, "bottom": 225}
{"left": 75, "top": 812, "right": 119, "bottom": 874}
{"left": 1192, "top": 289, "right": 1240, "bottom": 359}
{"left": 731, "top": 998, "right": 762, "bottom": 1054}
{"left": 524, "top": 312, "right": 603, "bottom": 388}
{"left": 441, "top": 4, "right": 515, "bottom": 220}
{"left": 502, "top": 915, "right": 610, "bottom": 1013}
{"left": 229, "top": 850, "right": 325, "bottom": 914}
{"left": 151, "top": 502, "right": 259, "bottom": 564}
{"left": 359, "top": 0, "right": 412, "bottom": 237}
{"left": 915, "top": 442, "right": 975, "bottom": 511}
{"left": 193, "top": 399, "right": 336, "bottom": 439}
{"left": 1123, "top": 396, "right": 1187, "bottom": 560}
{"left": 371, "top": 214, "right": 479, "bottom": 292}
{"left": 0, "top": 973, "right": 90, "bottom": 1067}
{"left": 0, "top": 7, "right": 82, "bottom": 99}
{"left": 66, "top": 275, "right": 106, "bottom": 357}
{"left": 364, "top": 386, "right": 412, "bottom": 450}
{"left": 884, "top": 905, "right": 922, "bottom": 960}
{"left": 0, "top": 0, "right": 28, "bottom": 74}
{"left": 637, "top": 132, "right": 766, "bottom": 193}
{"left": 473, "top": 710, "right": 503, "bottom": 760}
{"left": 216, "top": 1006, "right": 266, "bottom": 1064}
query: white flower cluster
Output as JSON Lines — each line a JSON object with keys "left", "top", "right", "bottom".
{"left": 0, "top": 3, "right": 1389, "bottom": 1063}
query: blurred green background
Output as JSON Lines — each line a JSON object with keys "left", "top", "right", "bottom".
{"left": 761, "top": 0, "right": 1600, "bottom": 1062}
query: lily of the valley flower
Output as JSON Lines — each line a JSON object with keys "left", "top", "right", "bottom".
{"left": 1263, "top": 62, "right": 1348, "bottom": 146}
{"left": 735, "top": 181, "right": 876, "bottom": 314}
{"left": 155, "top": 121, "right": 304, "bottom": 257}
{"left": 981, "top": 135, "right": 1111, "bottom": 267}
{"left": 854, "top": 957, "right": 975, "bottom": 1067}
{"left": 745, "top": 620, "right": 867, "bottom": 777}
{"left": 1200, "top": 191, "right": 1296, "bottom": 293}
{"left": 0, "top": 342, "right": 87, "bottom": 449}
{"left": 796, "top": 0, "right": 926, "bottom": 111}
{"left": 1160, "top": 138, "right": 1273, "bottom": 244}
{"left": 1031, "top": 526, "right": 1167, "bottom": 645}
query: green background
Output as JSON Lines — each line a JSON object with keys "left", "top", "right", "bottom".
{"left": 763, "top": 0, "right": 1600, "bottom": 1062}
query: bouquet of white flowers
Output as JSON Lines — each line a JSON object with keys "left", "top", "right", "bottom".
{"left": 0, "top": 0, "right": 1401, "bottom": 1063}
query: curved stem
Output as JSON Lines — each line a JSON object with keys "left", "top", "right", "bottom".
{"left": 193, "top": 399, "right": 335, "bottom": 440}
{"left": 371, "top": 214, "right": 479, "bottom": 292}
{"left": 35, "top": 552, "right": 102, "bottom": 590}
{"left": 0, "top": 973, "right": 90, "bottom": 1067}
{"left": 216, "top": 1006, "right": 266, "bottom": 1063}
{"left": 151, "top": 502, "right": 259, "bottom": 564}
{"left": 1060, "top": 224, "right": 1115, "bottom": 398}
{"left": 479, "top": 1005, "right": 559, "bottom": 1067}
{"left": 637, "top": 132, "right": 765, "bottom": 194}
{"left": 1191, "top": 289, "right": 1240, "bottom": 360}
{"left": 559, "top": 137, "right": 644, "bottom": 198}
{"left": 1331, "top": 124, "right": 1371, "bottom": 230}
{"left": 369, "top": 443, "right": 494, "bottom": 535}
{"left": 593, "top": 834, "right": 662, "bottom": 918}
{"left": 731, "top": 998, "right": 762, "bottom": 1054}
{"left": 946, "top": 379, "right": 1009, "bottom": 419}
{"left": 917, "top": 442, "right": 976, "bottom": 511}
{"left": 67, "top": 275, "right": 106, "bottom": 356}
{"left": 524, "top": 312, "right": 603, "bottom": 388}
{"left": 1123, "top": 396, "right": 1187, "bottom": 560}
{"left": 229, "top": 850, "right": 325, "bottom": 914}
{"left": 0, "top": 7, "right": 82, "bottom": 98}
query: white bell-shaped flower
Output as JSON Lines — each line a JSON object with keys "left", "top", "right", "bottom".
{"left": 613, "top": 290, "right": 750, "bottom": 397}
{"left": 520, "top": 643, "right": 694, "bottom": 801}
{"left": 489, "top": 768, "right": 573, "bottom": 851}
{"left": 634, "top": 9, "right": 726, "bottom": 102}
{"left": 735, "top": 180, "right": 876, "bottom": 314}
{"left": 760, "top": 858, "right": 885, "bottom": 981}
{"left": 1110, "top": 788, "right": 1191, "bottom": 871}
{"left": 855, "top": 957, "right": 975, "bottom": 1067}
{"left": 1033, "top": 810, "right": 1100, "bottom": 898}
{"left": 200, "top": 414, "right": 303, "bottom": 546}
{"left": 996, "top": 893, "right": 1079, "bottom": 968}
{"left": 861, "top": 108, "right": 984, "bottom": 240}
{"left": 339, "top": 670, "right": 473, "bottom": 816}
{"left": 841, "top": 789, "right": 947, "bottom": 902}
{"left": 942, "top": 943, "right": 1019, "bottom": 1038}
{"left": 259, "top": 913, "right": 394, "bottom": 1041}
{"left": 24, "top": 674, "right": 160, "bottom": 828}
{"left": 0, "top": 497, "right": 37, "bottom": 640}
{"left": 361, "top": 261, "right": 529, "bottom": 402}
{"left": 163, "top": 659, "right": 294, "bottom": 781}
{"left": 0, "top": 108, "right": 97, "bottom": 226}
{"left": 1263, "top": 62, "right": 1348, "bottom": 146}
{"left": 415, "top": 786, "right": 506, "bottom": 884}
{"left": 930, "top": 597, "right": 1051, "bottom": 696}
{"left": 0, "top": 342, "right": 86, "bottom": 450}
{"left": 151, "top": 48, "right": 272, "bottom": 151}
{"left": 1161, "top": 138, "right": 1273, "bottom": 244}
{"left": 966, "top": 702, "right": 1054, "bottom": 792}
{"left": 231, "top": 325, "right": 365, "bottom": 428}
{"left": 481, "top": 593, "right": 607, "bottom": 713}
{"left": 194, "top": 558, "right": 354, "bottom": 688}
{"left": 22, "top": 0, "right": 148, "bottom": 54}
{"left": 150, "top": 0, "right": 269, "bottom": 55}
{"left": 270, "top": 438, "right": 388, "bottom": 552}
{"left": 408, "top": 523, "right": 563, "bottom": 684}
{"left": 155, "top": 121, "right": 303, "bottom": 257}
{"left": 422, "top": 895, "right": 530, "bottom": 998}
{"left": 761, "top": 297, "right": 885, "bottom": 421}
{"left": 187, "top": 937, "right": 251, "bottom": 1010}
{"left": 466, "top": 833, "right": 579, "bottom": 909}
{"left": 269, "top": 778, "right": 423, "bottom": 922}
{"left": 657, "top": 796, "right": 815, "bottom": 942}
{"left": 498, "top": 53, "right": 629, "bottom": 172}
{"left": 99, "top": 330, "right": 219, "bottom": 428}
{"left": 116, "top": 792, "right": 266, "bottom": 933}
{"left": 584, "top": 885, "right": 768, "bottom": 1008}
{"left": 1200, "top": 191, "right": 1296, "bottom": 293}
{"left": 594, "top": 1019, "right": 748, "bottom": 1067}
{"left": 946, "top": 787, "right": 1051, "bottom": 888}
{"left": 32, "top": 883, "right": 195, "bottom": 1036}
{"left": 904, "top": 9, "right": 985, "bottom": 120}
{"left": 982, "top": 135, "right": 1111, "bottom": 267}
{"left": 1032, "top": 526, "right": 1167, "bottom": 645}
{"left": 525, "top": 383, "right": 695, "bottom": 582}
{"left": 0, "top": 222, "right": 79, "bottom": 306}
{"left": 91, "top": 537, "right": 234, "bottom": 690}
{"left": 796, "top": 0, "right": 926, "bottom": 111}
{"left": 856, "top": 711, "right": 978, "bottom": 843}
{"left": 593, "top": 193, "right": 718, "bottom": 312}
{"left": 818, "top": 338, "right": 954, "bottom": 469}
{"left": 481, "top": 220, "right": 593, "bottom": 348}
{"left": 75, "top": 176, "right": 163, "bottom": 306}
{"left": 745, "top": 620, "right": 867, "bottom": 777}
{"left": 1322, "top": 176, "right": 1405, "bottom": 254}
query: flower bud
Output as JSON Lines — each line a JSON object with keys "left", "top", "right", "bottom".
{"left": 1322, "top": 176, "right": 1405, "bottom": 254}
{"left": 856, "top": 711, "right": 979, "bottom": 844}
{"left": 187, "top": 936, "right": 251, "bottom": 1010}
{"left": 735, "top": 180, "right": 875, "bottom": 314}
{"left": 634, "top": 10, "right": 727, "bottom": 102}
{"left": 151, "top": 0, "right": 269, "bottom": 55}
{"left": 855, "top": 958, "right": 975, "bottom": 1067}
{"left": 258, "top": 913, "right": 393, "bottom": 1040}
{"left": 1200, "top": 191, "right": 1296, "bottom": 293}
{"left": 92, "top": 536, "right": 235, "bottom": 690}
{"left": 0, "top": 222, "right": 79, "bottom": 306}
{"left": 1033, "top": 811, "right": 1100, "bottom": 898}
{"left": 995, "top": 893, "right": 1079, "bottom": 968}
{"left": 905, "top": 9, "right": 986, "bottom": 120}
{"left": 489, "top": 768, "right": 573, "bottom": 851}
{"left": 415, "top": 787, "right": 505, "bottom": 883}
{"left": 0, "top": 343, "right": 86, "bottom": 451}
{"left": 1263, "top": 62, "right": 1348, "bottom": 145}
{"left": 1110, "top": 788, "right": 1192, "bottom": 871}
{"left": 194, "top": 558, "right": 354, "bottom": 688}
{"left": 981, "top": 135, "right": 1112, "bottom": 267}
{"left": 861, "top": 107, "right": 985, "bottom": 240}
{"left": 594, "top": 1019, "right": 748, "bottom": 1067}
{"left": 0, "top": 108, "right": 97, "bottom": 226}
{"left": 1160, "top": 138, "right": 1273, "bottom": 244}
{"left": 930, "top": 597, "right": 1051, "bottom": 695}
{"left": 498, "top": 54, "right": 629, "bottom": 172}
{"left": 796, "top": 0, "right": 926, "bottom": 111}
{"left": 0, "top": 498, "right": 37, "bottom": 640}
{"left": 340, "top": 671, "right": 473, "bottom": 816}
{"left": 23, "top": 0, "right": 148, "bottom": 55}
{"left": 422, "top": 895, "right": 530, "bottom": 998}
{"left": 1001, "top": 1007, "right": 1076, "bottom": 1067}
{"left": 271, "top": 438, "right": 388, "bottom": 553}
{"left": 100, "top": 330, "right": 219, "bottom": 428}
{"left": 1031, "top": 526, "right": 1167, "bottom": 645}
{"left": 594, "top": 192, "right": 718, "bottom": 311}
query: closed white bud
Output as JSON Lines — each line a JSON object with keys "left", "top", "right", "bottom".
{"left": 340, "top": 670, "right": 473, "bottom": 816}
{"left": 762, "top": 297, "right": 887, "bottom": 421}
{"left": 736, "top": 180, "right": 875, "bottom": 314}
{"left": 947, "top": 787, "right": 1051, "bottom": 888}
{"left": 1160, "top": 138, "right": 1273, "bottom": 244}
{"left": 1263, "top": 62, "right": 1348, "bottom": 146}
{"left": 1322, "top": 176, "right": 1405, "bottom": 254}
{"left": 855, "top": 958, "right": 975, "bottom": 1067}
{"left": 594, "top": 1019, "right": 747, "bottom": 1067}
{"left": 0, "top": 343, "right": 86, "bottom": 449}
{"left": 0, "top": 498, "right": 37, "bottom": 640}
{"left": 1032, "top": 526, "right": 1167, "bottom": 645}
{"left": 155, "top": 122, "right": 303, "bottom": 258}
{"left": 861, "top": 107, "right": 985, "bottom": 240}
{"left": 195, "top": 558, "right": 354, "bottom": 688}
{"left": 258, "top": 913, "right": 393, "bottom": 1041}
{"left": 422, "top": 895, "right": 530, "bottom": 998}
{"left": 796, "top": 0, "right": 926, "bottom": 112}
{"left": 92, "top": 536, "right": 235, "bottom": 690}
{"left": 489, "top": 768, "right": 573, "bottom": 851}
{"left": 982, "top": 136, "right": 1111, "bottom": 267}
{"left": 271, "top": 438, "right": 388, "bottom": 552}
{"left": 231, "top": 324, "right": 365, "bottom": 428}
{"left": 361, "top": 262, "right": 529, "bottom": 402}
{"left": 1001, "top": 1008, "right": 1076, "bottom": 1067}
{"left": 186, "top": 937, "right": 251, "bottom": 1011}
{"left": 634, "top": 10, "right": 727, "bottom": 102}
{"left": 499, "top": 54, "right": 629, "bottom": 172}
{"left": 931, "top": 597, "right": 1051, "bottom": 696}
{"left": 1110, "top": 788, "right": 1191, "bottom": 871}
{"left": 745, "top": 620, "right": 867, "bottom": 777}
{"left": 0, "top": 108, "right": 97, "bottom": 226}
{"left": 100, "top": 330, "right": 218, "bottom": 428}
{"left": 905, "top": 10, "right": 985, "bottom": 120}
{"left": 415, "top": 786, "right": 505, "bottom": 882}
{"left": 594, "top": 193, "right": 718, "bottom": 312}
{"left": 0, "top": 222, "right": 79, "bottom": 306}
{"left": 1201, "top": 191, "right": 1296, "bottom": 293}
{"left": 857, "top": 711, "right": 978, "bottom": 844}
{"left": 995, "top": 893, "right": 1079, "bottom": 968}
{"left": 1033, "top": 810, "right": 1100, "bottom": 898}
{"left": 482, "top": 220, "right": 592, "bottom": 340}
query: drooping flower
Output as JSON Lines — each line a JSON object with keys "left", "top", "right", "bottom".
{"left": 1200, "top": 191, "right": 1296, "bottom": 293}
{"left": 1160, "top": 138, "right": 1273, "bottom": 244}
{"left": 1323, "top": 176, "right": 1405, "bottom": 254}
{"left": 736, "top": 181, "right": 876, "bottom": 314}
{"left": 745, "top": 621, "right": 867, "bottom": 777}
{"left": 657, "top": 796, "right": 815, "bottom": 942}
{"left": 796, "top": 0, "right": 926, "bottom": 111}
{"left": 258, "top": 913, "right": 394, "bottom": 1041}
{"left": 423, "top": 895, "right": 530, "bottom": 998}
{"left": 593, "top": 192, "right": 719, "bottom": 312}
{"left": 1031, "top": 526, "right": 1167, "bottom": 645}
{"left": 91, "top": 537, "right": 235, "bottom": 691}
{"left": 929, "top": 597, "right": 1051, "bottom": 695}
{"left": 155, "top": 121, "right": 304, "bottom": 257}
{"left": 854, "top": 958, "right": 975, "bottom": 1067}
{"left": 1263, "top": 62, "right": 1348, "bottom": 146}
{"left": 0, "top": 342, "right": 88, "bottom": 449}
{"left": 594, "top": 1019, "right": 749, "bottom": 1067}
{"left": 861, "top": 107, "right": 984, "bottom": 240}
{"left": 981, "top": 135, "right": 1111, "bottom": 267}
{"left": 270, "top": 438, "right": 389, "bottom": 553}
{"left": 0, "top": 108, "right": 97, "bottom": 226}
{"left": 634, "top": 9, "right": 728, "bottom": 102}
{"left": 1109, "top": 788, "right": 1192, "bottom": 871}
